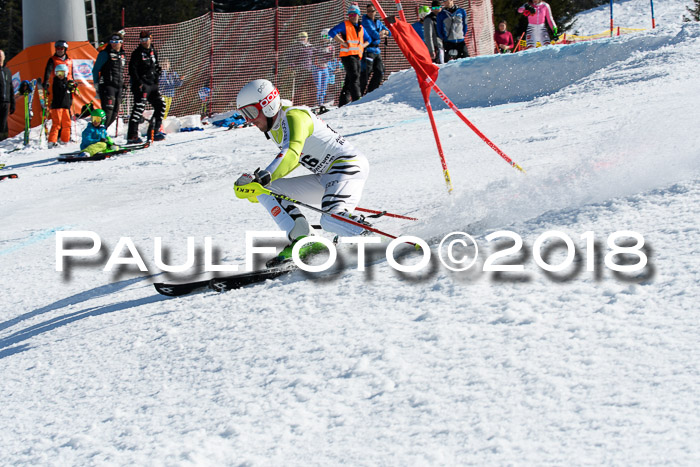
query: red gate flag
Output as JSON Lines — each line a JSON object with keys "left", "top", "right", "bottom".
{"left": 383, "top": 16, "right": 439, "bottom": 101}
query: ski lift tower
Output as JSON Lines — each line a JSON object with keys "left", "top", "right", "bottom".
{"left": 22, "top": 0, "right": 96, "bottom": 48}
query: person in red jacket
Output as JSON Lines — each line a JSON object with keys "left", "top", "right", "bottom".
{"left": 494, "top": 20, "right": 515, "bottom": 53}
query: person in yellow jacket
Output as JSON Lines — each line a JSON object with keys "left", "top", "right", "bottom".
{"left": 328, "top": 4, "right": 371, "bottom": 107}
{"left": 234, "top": 79, "right": 370, "bottom": 266}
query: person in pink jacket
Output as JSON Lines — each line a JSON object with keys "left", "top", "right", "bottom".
{"left": 518, "top": 0, "right": 558, "bottom": 49}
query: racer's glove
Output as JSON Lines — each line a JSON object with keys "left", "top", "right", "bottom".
{"left": 234, "top": 168, "right": 272, "bottom": 202}
{"left": 524, "top": 4, "right": 536, "bottom": 15}
{"left": 552, "top": 26, "right": 559, "bottom": 40}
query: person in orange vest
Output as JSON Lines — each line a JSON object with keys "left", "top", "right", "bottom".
{"left": 43, "top": 40, "right": 73, "bottom": 96}
{"left": 328, "top": 4, "right": 371, "bottom": 107}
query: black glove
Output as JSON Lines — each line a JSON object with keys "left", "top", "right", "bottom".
{"left": 253, "top": 168, "right": 272, "bottom": 186}
{"left": 525, "top": 4, "right": 536, "bottom": 14}
{"left": 235, "top": 168, "right": 271, "bottom": 187}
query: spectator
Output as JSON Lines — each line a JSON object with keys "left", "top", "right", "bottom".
{"left": 312, "top": 29, "right": 340, "bottom": 109}
{"left": 518, "top": 0, "right": 557, "bottom": 49}
{"left": 413, "top": 6, "right": 431, "bottom": 40}
{"left": 127, "top": 31, "right": 167, "bottom": 144}
{"left": 159, "top": 59, "right": 183, "bottom": 120}
{"left": 289, "top": 32, "right": 314, "bottom": 105}
{"left": 76, "top": 108, "right": 120, "bottom": 158}
{"left": 47, "top": 63, "right": 76, "bottom": 146}
{"left": 424, "top": 0, "right": 445, "bottom": 64}
{"left": 494, "top": 20, "right": 515, "bottom": 53}
{"left": 93, "top": 32, "right": 126, "bottom": 130}
{"left": 0, "top": 49, "right": 15, "bottom": 141}
{"left": 43, "top": 40, "right": 73, "bottom": 96}
{"left": 360, "top": 3, "right": 391, "bottom": 96}
{"left": 436, "top": 0, "right": 468, "bottom": 61}
{"left": 329, "top": 4, "right": 371, "bottom": 107}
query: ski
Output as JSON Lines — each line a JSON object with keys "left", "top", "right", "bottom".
{"left": 209, "top": 263, "right": 297, "bottom": 293}
{"left": 20, "top": 81, "right": 32, "bottom": 146}
{"left": 0, "top": 173, "right": 19, "bottom": 181}
{"left": 57, "top": 142, "right": 150, "bottom": 162}
{"left": 153, "top": 278, "right": 212, "bottom": 297}
{"left": 36, "top": 79, "right": 49, "bottom": 147}
{"left": 153, "top": 263, "right": 297, "bottom": 297}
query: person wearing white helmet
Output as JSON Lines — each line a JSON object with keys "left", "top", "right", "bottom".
{"left": 48, "top": 63, "right": 77, "bottom": 145}
{"left": 234, "top": 78, "right": 370, "bottom": 266}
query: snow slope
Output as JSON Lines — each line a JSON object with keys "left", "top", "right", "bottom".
{"left": 1, "top": 13, "right": 699, "bottom": 466}
{"left": 572, "top": 0, "right": 693, "bottom": 34}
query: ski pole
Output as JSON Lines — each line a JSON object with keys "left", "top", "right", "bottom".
{"left": 354, "top": 207, "right": 417, "bottom": 221}
{"left": 238, "top": 183, "right": 415, "bottom": 245}
{"left": 164, "top": 135, "right": 216, "bottom": 146}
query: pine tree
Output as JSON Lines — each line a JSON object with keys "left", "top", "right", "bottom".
{"left": 0, "top": 0, "right": 23, "bottom": 60}
{"left": 685, "top": 0, "right": 700, "bottom": 21}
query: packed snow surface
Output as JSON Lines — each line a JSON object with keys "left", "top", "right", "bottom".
{"left": 1, "top": 6, "right": 699, "bottom": 465}
{"left": 572, "top": 0, "right": 694, "bottom": 35}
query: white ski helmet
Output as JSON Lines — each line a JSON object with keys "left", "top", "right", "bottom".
{"left": 55, "top": 64, "right": 69, "bottom": 77}
{"left": 236, "top": 79, "right": 281, "bottom": 120}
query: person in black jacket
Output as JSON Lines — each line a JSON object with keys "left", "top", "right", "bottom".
{"left": 93, "top": 32, "right": 126, "bottom": 130}
{"left": 126, "top": 31, "right": 166, "bottom": 143}
{"left": 0, "top": 49, "right": 16, "bottom": 141}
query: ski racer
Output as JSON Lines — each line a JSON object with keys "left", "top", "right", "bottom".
{"left": 76, "top": 109, "right": 120, "bottom": 158}
{"left": 93, "top": 32, "right": 126, "bottom": 129}
{"left": 518, "top": 0, "right": 557, "bottom": 49}
{"left": 233, "top": 79, "right": 370, "bottom": 265}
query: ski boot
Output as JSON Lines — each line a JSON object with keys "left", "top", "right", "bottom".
{"left": 266, "top": 235, "right": 328, "bottom": 268}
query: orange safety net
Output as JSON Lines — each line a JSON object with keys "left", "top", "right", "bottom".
{"left": 117, "top": 0, "right": 494, "bottom": 119}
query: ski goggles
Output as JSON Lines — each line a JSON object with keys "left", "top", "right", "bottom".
{"left": 140, "top": 37, "right": 151, "bottom": 42}
{"left": 239, "top": 103, "right": 263, "bottom": 121}
{"left": 91, "top": 116, "right": 103, "bottom": 125}
{"left": 110, "top": 38, "right": 123, "bottom": 44}
{"left": 56, "top": 71, "right": 66, "bottom": 78}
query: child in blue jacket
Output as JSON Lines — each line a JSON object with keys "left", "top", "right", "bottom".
{"left": 77, "top": 109, "right": 120, "bottom": 157}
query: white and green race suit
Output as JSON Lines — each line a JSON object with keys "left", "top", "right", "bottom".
{"left": 258, "top": 102, "right": 369, "bottom": 240}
